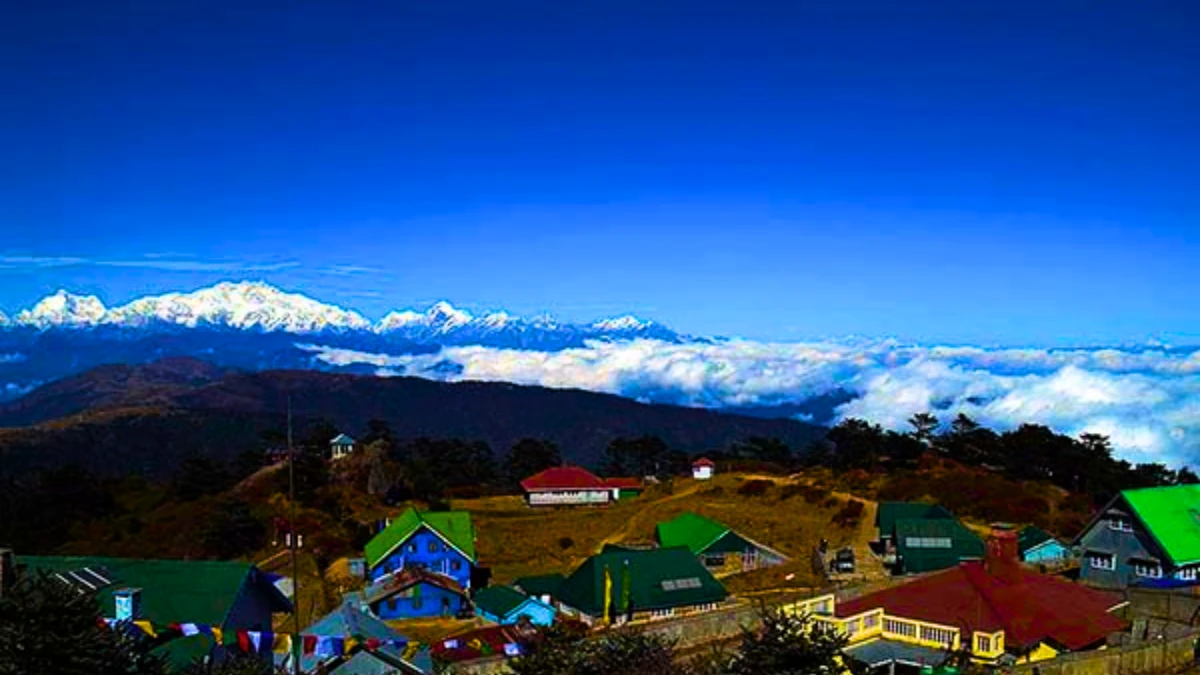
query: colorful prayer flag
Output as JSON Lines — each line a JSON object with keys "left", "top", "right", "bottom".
{"left": 272, "top": 634, "right": 292, "bottom": 654}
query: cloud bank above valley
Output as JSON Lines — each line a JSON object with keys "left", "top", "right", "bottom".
{"left": 299, "top": 338, "right": 1200, "bottom": 469}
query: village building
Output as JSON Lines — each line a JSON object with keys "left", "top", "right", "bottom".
{"left": 430, "top": 623, "right": 541, "bottom": 667}
{"left": 691, "top": 457, "right": 715, "bottom": 480}
{"left": 554, "top": 544, "right": 727, "bottom": 625}
{"left": 519, "top": 466, "right": 641, "bottom": 506}
{"left": 875, "top": 502, "right": 983, "bottom": 574}
{"left": 361, "top": 568, "right": 472, "bottom": 620}
{"left": 16, "top": 555, "right": 292, "bottom": 671}
{"left": 278, "top": 597, "right": 432, "bottom": 674}
{"left": 363, "top": 508, "right": 476, "bottom": 595}
{"left": 820, "top": 525, "right": 1128, "bottom": 671}
{"left": 1018, "top": 526, "right": 1071, "bottom": 564}
{"left": 1075, "top": 484, "right": 1200, "bottom": 588}
{"left": 512, "top": 573, "right": 567, "bottom": 608}
{"left": 654, "top": 511, "right": 788, "bottom": 577}
{"left": 330, "top": 433, "right": 356, "bottom": 460}
{"left": 473, "top": 585, "right": 557, "bottom": 626}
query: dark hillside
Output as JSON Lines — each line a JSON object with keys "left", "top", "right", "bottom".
{"left": 0, "top": 360, "right": 825, "bottom": 479}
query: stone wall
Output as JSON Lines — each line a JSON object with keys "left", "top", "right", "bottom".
{"left": 1011, "top": 631, "right": 1199, "bottom": 675}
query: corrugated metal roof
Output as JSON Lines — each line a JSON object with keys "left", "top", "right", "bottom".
{"left": 1122, "top": 485, "right": 1200, "bottom": 565}
{"left": 363, "top": 508, "right": 476, "bottom": 568}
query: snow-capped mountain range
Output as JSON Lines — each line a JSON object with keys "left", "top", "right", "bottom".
{"left": 0, "top": 281, "right": 672, "bottom": 341}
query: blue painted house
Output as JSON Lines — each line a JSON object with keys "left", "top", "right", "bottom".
{"left": 279, "top": 597, "right": 432, "bottom": 674}
{"left": 364, "top": 508, "right": 476, "bottom": 591}
{"left": 473, "top": 586, "right": 557, "bottom": 626}
{"left": 363, "top": 569, "right": 472, "bottom": 620}
{"left": 1018, "top": 526, "right": 1071, "bottom": 563}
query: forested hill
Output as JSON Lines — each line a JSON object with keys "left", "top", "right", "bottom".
{"left": 0, "top": 358, "right": 825, "bottom": 479}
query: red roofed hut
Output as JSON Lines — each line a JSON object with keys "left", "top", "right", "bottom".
{"left": 520, "top": 467, "right": 614, "bottom": 506}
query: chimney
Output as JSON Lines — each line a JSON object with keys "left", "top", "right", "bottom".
{"left": 985, "top": 523, "right": 1021, "bottom": 584}
{"left": 113, "top": 587, "right": 142, "bottom": 621}
{"left": 0, "top": 548, "right": 14, "bottom": 597}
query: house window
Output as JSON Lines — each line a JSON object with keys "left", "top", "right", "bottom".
{"left": 428, "top": 541, "right": 440, "bottom": 553}
{"left": 408, "top": 544, "right": 418, "bottom": 553}
{"left": 451, "top": 560, "right": 462, "bottom": 571}
{"left": 704, "top": 555, "right": 726, "bottom": 568}
{"left": 1088, "top": 553, "right": 1116, "bottom": 570}
{"left": 904, "top": 537, "right": 952, "bottom": 549}
{"left": 1108, "top": 517, "right": 1134, "bottom": 532}
{"left": 651, "top": 608, "right": 675, "bottom": 619}
{"left": 1133, "top": 561, "right": 1162, "bottom": 578}
{"left": 388, "top": 598, "right": 398, "bottom": 611}
{"left": 1178, "top": 567, "right": 1198, "bottom": 581}
{"left": 976, "top": 635, "right": 992, "bottom": 653}
{"left": 413, "top": 597, "right": 423, "bottom": 610}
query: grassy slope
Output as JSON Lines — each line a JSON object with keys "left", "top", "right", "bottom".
{"left": 450, "top": 474, "right": 861, "bottom": 592}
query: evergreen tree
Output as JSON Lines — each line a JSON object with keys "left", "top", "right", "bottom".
{"left": 0, "top": 572, "right": 167, "bottom": 675}
{"left": 506, "top": 438, "right": 563, "bottom": 485}
{"left": 725, "top": 605, "right": 854, "bottom": 675}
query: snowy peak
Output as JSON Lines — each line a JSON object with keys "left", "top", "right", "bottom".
{"left": 16, "top": 290, "right": 108, "bottom": 328}
{"left": 592, "top": 315, "right": 653, "bottom": 331}
{"left": 3, "top": 282, "right": 679, "bottom": 343}
{"left": 426, "top": 301, "right": 473, "bottom": 328}
{"left": 105, "top": 281, "right": 371, "bottom": 333}
{"left": 373, "top": 301, "right": 474, "bottom": 334}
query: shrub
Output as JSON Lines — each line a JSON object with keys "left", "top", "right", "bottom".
{"left": 558, "top": 536, "right": 574, "bottom": 550}
{"left": 832, "top": 499, "right": 865, "bottom": 527}
{"left": 779, "top": 484, "right": 804, "bottom": 501}
{"left": 822, "top": 496, "right": 841, "bottom": 509}
{"left": 737, "top": 479, "right": 776, "bottom": 497}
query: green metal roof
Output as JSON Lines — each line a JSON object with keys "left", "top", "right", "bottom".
{"left": 16, "top": 555, "right": 288, "bottom": 627}
{"left": 513, "top": 574, "right": 564, "bottom": 598}
{"left": 18, "top": 556, "right": 291, "bottom": 673}
{"left": 655, "top": 512, "right": 729, "bottom": 555}
{"left": 556, "top": 546, "right": 726, "bottom": 617}
{"left": 877, "top": 502, "right": 954, "bottom": 534}
{"left": 894, "top": 518, "right": 985, "bottom": 574}
{"left": 364, "top": 508, "right": 476, "bottom": 568}
{"left": 1123, "top": 485, "right": 1200, "bottom": 565}
{"left": 473, "top": 586, "right": 531, "bottom": 619}
{"left": 1017, "top": 526, "right": 1059, "bottom": 553}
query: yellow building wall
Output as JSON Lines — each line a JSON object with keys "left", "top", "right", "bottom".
{"left": 1017, "top": 642, "right": 1060, "bottom": 664}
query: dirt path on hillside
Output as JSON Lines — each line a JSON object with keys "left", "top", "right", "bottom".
{"left": 596, "top": 480, "right": 706, "bottom": 550}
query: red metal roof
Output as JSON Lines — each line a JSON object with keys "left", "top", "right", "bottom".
{"left": 836, "top": 562, "right": 1127, "bottom": 651}
{"left": 603, "top": 477, "right": 642, "bottom": 489}
{"left": 692, "top": 458, "right": 715, "bottom": 468}
{"left": 520, "top": 466, "right": 608, "bottom": 491}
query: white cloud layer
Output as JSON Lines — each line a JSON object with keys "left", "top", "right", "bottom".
{"left": 297, "top": 339, "right": 1200, "bottom": 468}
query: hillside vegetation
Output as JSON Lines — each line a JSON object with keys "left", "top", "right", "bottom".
{"left": 0, "top": 358, "right": 824, "bottom": 479}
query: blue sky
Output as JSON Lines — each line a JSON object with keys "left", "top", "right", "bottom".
{"left": 1, "top": 0, "right": 1197, "bottom": 345}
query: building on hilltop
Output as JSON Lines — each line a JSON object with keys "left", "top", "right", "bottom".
{"left": 654, "top": 511, "right": 787, "bottom": 577}
{"left": 15, "top": 555, "right": 292, "bottom": 671}
{"left": 360, "top": 567, "right": 472, "bottom": 620}
{"left": 691, "top": 457, "right": 715, "bottom": 480}
{"left": 554, "top": 544, "right": 727, "bottom": 625}
{"left": 473, "top": 585, "right": 557, "bottom": 626}
{"left": 519, "top": 466, "right": 642, "bottom": 506}
{"left": 363, "top": 507, "right": 476, "bottom": 593}
{"left": 330, "top": 433, "right": 356, "bottom": 460}
{"left": 1075, "top": 484, "right": 1200, "bottom": 588}
{"left": 1018, "top": 526, "right": 1071, "bottom": 564}
{"left": 278, "top": 597, "right": 431, "bottom": 674}
{"left": 824, "top": 524, "right": 1127, "bottom": 670}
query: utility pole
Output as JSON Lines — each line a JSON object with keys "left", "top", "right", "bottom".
{"left": 288, "top": 395, "right": 300, "bottom": 675}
